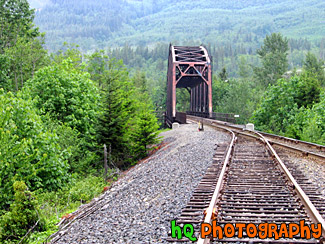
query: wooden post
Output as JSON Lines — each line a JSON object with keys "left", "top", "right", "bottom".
{"left": 104, "top": 144, "right": 108, "bottom": 180}
{"left": 109, "top": 144, "right": 112, "bottom": 168}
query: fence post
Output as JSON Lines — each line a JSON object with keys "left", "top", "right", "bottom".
{"left": 104, "top": 144, "right": 108, "bottom": 181}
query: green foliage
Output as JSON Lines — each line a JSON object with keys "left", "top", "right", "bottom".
{"left": 176, "top": 89, "right": 190, "bottom": 112}
{"left": 0, "top": 89, "right": 70, "bottom": 209}
{"left": 97, "top": 59, "right": 137, "bottom": 166}
{"left": 295, "top": 73, "right": 321, "bottom": 108}
{"left": 300, "top": 117, "right": 324, "bottom": 144}
{"left": 28, "top": 174, "right": 109, "bottom": 244}
{"left": 52, "top": 43, "right": 84, "bottom": 70}
{"left": 2, "top": 36, "right": 48, "bottom": 91}
{"left": 86, "top": 50, "right": 109, "bottom": 88}
{"left": 36, "top": 174, "right": 107, "bottom": 215}
{"left": 132, "top": 70, "right": 148, "bottom": 94}
{"left": 238, "top": 56, "right": 253, "bottom": 78}
{"left": 31, "top": 0, "right": 325, "bottom": 51}
{"left": 218, "top": 67, "right": 228, "bottom": 81}
{"left": 303, "top": 52, "right": 325, "bottom": 85}
{"left": 129, "top": 71, "right": 161, "bottom": 159}
{"left": 131, "top": 107, "right": 160, "bottom": 159}
{"left": 288, "top": 92, "right": 325, "bottom": 144}
{"left": 150, "top": 76, "right": 167, "bottom": 112}
{"left": 0, "top": 0, "right": 40, "bottom": 52}
{"left": 0, "top": 181, "right": 45, "bottom": 243}
{"left": 254, "top": 33, "right": 289, "bottom": 86}
{"left": 252, "top": 73, "right": 321, "bottom": 135}
{"left": 0, "top": 0, "right": 47, "bottom": 92}
{"left": 25, "top": 59, "right": 100, "bottom": 138}
{"left": 213, "top": 78, "right": 260, "bottom": 124}
{"left": 0, "top": 53, "right": 10, "bottom": 90}
{"left": 23, "top": 59, "right": 102, "bottom": 171}
{"left": 212, "top": 75, "right": 230, "bottom": 109}
{"left": 92, "top": 54, "right": 161, "bottom": 166}
{"left": 42, "top": 118, "right": 94, "bottom": 173}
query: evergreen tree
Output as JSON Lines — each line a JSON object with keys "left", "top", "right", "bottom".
{"left": 130, "top": 72, "right": 160, "bottom": 158}
{"left": 0, "top": 1, "right": 47, "bottom": 92}
{"left": 132, "top": 70, "right": 148, "bottom": 94}
{"left": 131, "top": 110, "right": 160, "bottom": 159}
{"left": 97, "top": 59, "right": 136, "bottom": 167}
{"left": 303, "top": 52, "right": 325, "bottom": 85}
{"left": 4, "top": 36, "right": 48, "bottom": 91}
{"left": 96, "top": 58, "right": 160, "bottom": 166}
{"left": 218, "top": 67, "right": 228, "bottom": 81}
{"left": 254, "top": 33, "right": 289, "bottom": 86}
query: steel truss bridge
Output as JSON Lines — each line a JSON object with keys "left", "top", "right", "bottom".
{"left": 166, "top": 45, "right": 213, "bottom": 127}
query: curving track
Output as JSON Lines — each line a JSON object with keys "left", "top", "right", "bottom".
{"left": 169, "top": 116, "right": 325, "bottom": 243}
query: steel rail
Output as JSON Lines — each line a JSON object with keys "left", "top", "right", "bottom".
{"left": 197, "top": 127, "right": 236, "bottom": 244}
{"left": 267, "top": 139, "right": 325, "bottom": 161}
{"left": 259, "top": 130, "right": 325, "bottom": 152}
{"left": 188, "top": 115, "right": 325, "bottom": 162}
{"left": 254, "top": 131, "right": 325, "bottom": 238}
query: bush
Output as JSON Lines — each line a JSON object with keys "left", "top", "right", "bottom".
{"left": 0, "top": 89, "right": 70, "bottom": 209}
{"left": 24, "top": 59, "right": 101, "bottom": 140}
{"left": 28, "top": 174, "right": 111, "bottom": 243}
{"left": 288, "top": 92, "right": 325, "bottom": 144}
{"left": 24, "top": 59, "right": 102, "bottom": 170}
{"left": 0, "top": 181, "right": 45, "bottom": 243}
{"left": 252, "top": 73, "right": 321, "bottom": 134}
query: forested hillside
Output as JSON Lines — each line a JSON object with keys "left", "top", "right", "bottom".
{"left": 29, "top": 0, "right": 325, "bottom": 51}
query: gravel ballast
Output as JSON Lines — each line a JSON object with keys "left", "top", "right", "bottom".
{"left": 53, "top": 123, "right": 229, "bottom": 244}
{"left": 277, "top": 148, "right": 325, "bottom": 198}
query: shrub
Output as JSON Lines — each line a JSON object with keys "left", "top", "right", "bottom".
{"left": 0, "top": 181, "right": 45, "bottom": 243}
{"left": 252, "top": 73, "right": 321, "bottom": 134}
{"left": 0, "top": 89, "right": 70, "bottom": 209}
{"left": 24, "top": 59, "right": 101, "bottom": 140}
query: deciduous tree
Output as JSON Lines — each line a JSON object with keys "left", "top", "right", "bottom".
{"left": 25, "top": 59, "right": 100, "bottom": 138}
{"left": 252, "top": 73, "right": 321, "bottom": 135}
{"left": 0, "top": 89, "right": 70, "bottom": 209}
{"left": 0, "top": 0, "right": 40, "bottom": 52}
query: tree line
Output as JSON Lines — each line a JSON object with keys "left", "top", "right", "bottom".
{"left": 0, "top": 1, "right": 160, "bottom": 243}
{"left": 212, "top": 33, "right": 325, "bottom": 145}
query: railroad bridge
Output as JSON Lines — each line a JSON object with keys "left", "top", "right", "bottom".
{"left": 166, "top": 45, "right": 213, "bottom": 126}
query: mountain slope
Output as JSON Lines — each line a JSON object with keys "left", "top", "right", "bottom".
{"left": 29, "top": 0, "right": 325, "bottom": 51}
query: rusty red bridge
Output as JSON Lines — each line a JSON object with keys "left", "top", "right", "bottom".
{"left": 166, "top": 45, "right": 213, "bottom": 126}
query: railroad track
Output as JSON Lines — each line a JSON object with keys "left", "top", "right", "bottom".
{"left": 168, "top": 117, "right": 325, "bottom": 243}
{"left": 187, "top": 115, "right": 325, "bottom": 162}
